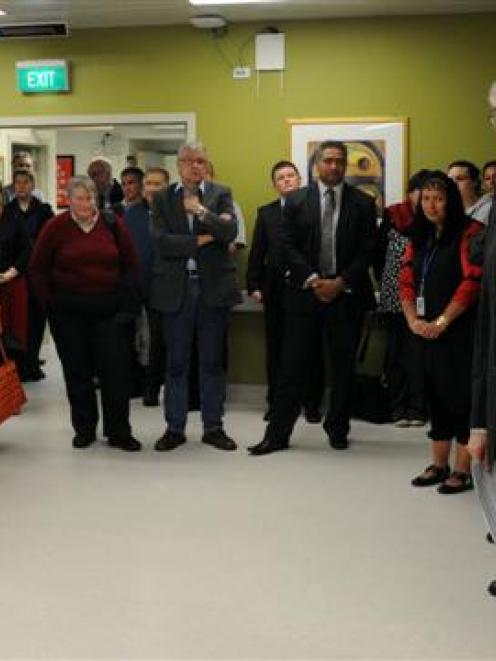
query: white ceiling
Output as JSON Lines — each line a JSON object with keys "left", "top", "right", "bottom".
{"left": 0, "top": 0, "right": 495, "bottom": 29}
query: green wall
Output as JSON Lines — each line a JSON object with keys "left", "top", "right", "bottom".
{"left": 0, "top": 13, "right": 495, "bottom": 382}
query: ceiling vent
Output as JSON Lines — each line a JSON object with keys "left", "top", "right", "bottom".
{"left": 0, "top": 22, "right": 69, "bottom": 39}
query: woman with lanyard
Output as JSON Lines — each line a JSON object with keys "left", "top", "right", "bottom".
{"left": 399, "top": 171, "right": 483, "bottom": 494}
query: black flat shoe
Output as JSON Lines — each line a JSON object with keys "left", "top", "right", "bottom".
{"left": 488, "top": 580, "right": 496, "bottom": 596}
{"left": 72, "top": 434, "right": 96, "bottom": 449}
{"left": 154, "top": 430, "right": 186, "bottom": 451}
{"left": 248, "top": 438, "right": 289, "bottom": 456}
{"left": 328, "top": 435, "right": 349, "bottom": 450}
{"left": 411, "top": 464, "right": 450, "bottom": 487}
{"left": 487, "top": 532, "right": 494, "bottom": 544}
{"left": 109, "top": 436, "right": 142, "bottom": 452}
{"left": 437, "top": 471, "right": 473, "bottom": 494}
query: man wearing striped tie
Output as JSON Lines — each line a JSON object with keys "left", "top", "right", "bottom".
{"left": 249, "top": 140, "right": 378, "bottom": 455}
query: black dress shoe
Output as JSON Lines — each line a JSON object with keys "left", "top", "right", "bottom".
{"left": 249, "top": 438, "right": 289, "bottom": 456}
{"left": 263, "top": 409, "right": 272, "bottom": 422}
{"left": 72, "top": 434, "right": 96, "bottom": 449}
{"left": 304, "top": 407, "right": 322, "bottom": 424}
{"left": 108, "top": 436, "right": 142, "bottom": 452}
{"left": 487, "top": 532, "right": 494, "bottom": 544}
{"left": 202, "top": 429, "right": 237, "bottom": 451}
{"left": 488, "top": 580, "right": 496, "bottom": 596}
{"left": 154, "top": 430, "right": 186, "bottom": 451}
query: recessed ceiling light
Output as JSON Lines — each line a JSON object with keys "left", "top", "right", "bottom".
{"left": 190, "top": 1, "right": 273, "bottom": 5}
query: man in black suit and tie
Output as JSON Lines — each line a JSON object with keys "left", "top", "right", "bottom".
{"left": 150, "top": 141, "right": 242, "bottom": 452}
{"left": 249, "top": 141, "right": 377, "bottom": 455}
{"left": 246, "top": 160, "right": 324, "bottom": 422}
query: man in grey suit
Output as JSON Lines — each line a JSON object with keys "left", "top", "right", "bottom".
{"left": 150, "top": 142, "right": 241, "bottom": 451}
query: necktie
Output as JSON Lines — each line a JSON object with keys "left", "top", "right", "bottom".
{"left": 319, "top": 187, "right": 336, "bottom": 276}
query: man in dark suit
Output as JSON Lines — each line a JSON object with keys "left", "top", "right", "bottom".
{"left": 246, "top": 160, "right": 324, "bottom": 422}
{"left": 249, "top": 140, "right": 378, "bottom": 455}
{"left": 150, "top": 142, "right": 242, "bottom": 452}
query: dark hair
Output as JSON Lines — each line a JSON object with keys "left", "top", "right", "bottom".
{"left": 411, "top": 170, "right": 468, "bottom": 249}
{"left": 120, "top": 166, "right": 144, "bottom": 183}
{"left": 315, "top": 140, "right": 348, "bottom": 162}
{"left": 13, "top": 169, "right": 35, "bottom": 185}
{"left": 483, "top": 160, "right": 496, "bottom": 175}
{"left": 407, "top": 169, "right": 430, "bottom": 193}
{"left": 271, "top": 160, "right": 299, "bottom": 182}
{"left": 144, "top": 167, "right": 170, "bottom": 182}
{"left": 448, "top": 160, "right": 481, "bottom": 195}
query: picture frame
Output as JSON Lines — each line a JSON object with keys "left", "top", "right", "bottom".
{"left": 288, "top": 117, "right": 408, "bottom": 216}
{"left": 56, "top": 154, "right": 75, "bottom": 208}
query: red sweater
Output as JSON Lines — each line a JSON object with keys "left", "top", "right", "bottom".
{"left": 29, "top": 210, "right": 138, "bottom": 306}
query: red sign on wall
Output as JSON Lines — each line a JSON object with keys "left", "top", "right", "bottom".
{"left": 56, "top": 155, "right": 74, "bottom": 208}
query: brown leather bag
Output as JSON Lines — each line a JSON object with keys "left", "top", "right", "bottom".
{"left": 0, "top": 315, "right": 27, "bottom": 425}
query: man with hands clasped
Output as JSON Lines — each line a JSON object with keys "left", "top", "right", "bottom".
{"left": 249, "top": 140, "right": 377, "bottom": 455}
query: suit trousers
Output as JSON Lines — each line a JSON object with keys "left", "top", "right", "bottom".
{"left": 163, "top": 278, "right": 230, "bottom": 432}
{"left": 263, "top": 291, "right": 324, "bottom": 412}
{"left": 266, "top": 292, "right": 364, "bottom": 443}
{"left": 49, "top": 307, "right": 132, "bottom": 441}
{"left": 144, "top": 304, "right": 166, "bottom": 394}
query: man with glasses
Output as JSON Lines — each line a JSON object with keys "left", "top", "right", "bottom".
{"left": 249, "top": 140, "right": 377, "bottom": 455}
{"left": 150, "top": 141, "right": 241, "bottom": 452}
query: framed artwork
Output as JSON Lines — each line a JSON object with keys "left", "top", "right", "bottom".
{"left": 56, "top": 154, "right": 75, "bottom": 208}
{"left": 288, "top": 117, "right": 408, "bottom": 216}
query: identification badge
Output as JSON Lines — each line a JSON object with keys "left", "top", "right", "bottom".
{"left": 416, "top": 296, "right": 425, "bottom": 317}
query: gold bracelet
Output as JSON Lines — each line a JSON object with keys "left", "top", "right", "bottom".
{"left": 435, "top": 314, "right": 448, "bottom": 328}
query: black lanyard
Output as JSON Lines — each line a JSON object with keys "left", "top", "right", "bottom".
{"left": 419, "top": 245, "right": 438, "bottom": 297}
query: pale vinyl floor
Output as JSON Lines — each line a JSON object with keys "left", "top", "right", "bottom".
{"left": 0, "top": 341, "right": 495, "bottom": 661}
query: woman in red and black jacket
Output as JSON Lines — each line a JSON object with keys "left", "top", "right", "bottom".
{"left": 399, "top": 171, "right": 483, "bottom": 494}
{"left": 29, "top": 175, "right": 141, "bottom": 452}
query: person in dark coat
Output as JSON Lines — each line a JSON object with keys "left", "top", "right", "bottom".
{"left": 399, "top": 171, "right": 482, "bottom": 494}
{"left": 246, "top": 160, "right": 325, "bottom": 422}
{"left": 4, "top": 170, "right": 53, "bottom": 381}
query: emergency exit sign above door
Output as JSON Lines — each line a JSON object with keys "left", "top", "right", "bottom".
{"left": 16, "top": 60, "right": 70, "bottom": 93}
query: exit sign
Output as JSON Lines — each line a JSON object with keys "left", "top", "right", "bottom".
{"left": 16, "top": 60, "right": 70, "bottom": 94}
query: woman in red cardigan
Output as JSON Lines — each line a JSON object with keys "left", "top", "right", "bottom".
{"left": 29, "top": 176, "right": 141, "bottom": 451}
{"left": 399, "top": 171, "right": 483, "bottom": 494}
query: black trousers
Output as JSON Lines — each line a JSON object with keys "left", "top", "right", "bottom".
{"left": 383, "top": 313, "right": 426, "bottom": 420}
{"left": 144, "top": 304, "right": 166, "bottom": 394}
{"left": 18, "top": 294, "right": 46, "bottom": 377}
{"left": 266, "top": 293, "right": 364, "bottom": 443}
{"left": 263, "top": 292, "right": 324, "bottom": 411}
{"left": 49, "top": 307, "right": 133, "bottom": 441}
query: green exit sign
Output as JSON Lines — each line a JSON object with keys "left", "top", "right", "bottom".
{"left": 16, "top": 60, "right": 70, "bottom": 94}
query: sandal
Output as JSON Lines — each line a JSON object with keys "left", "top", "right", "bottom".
{"left": 437, "top": 471, "right": 474, "bottom": 495}
{"left": 411, "top": 464, "right": 450, "bottom": 487}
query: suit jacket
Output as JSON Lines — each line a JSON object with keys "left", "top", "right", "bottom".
{"left": 246, "top": 198, "right": 287, "bottom": 301}
{"left": 472, "top": 197, "right": 496, "bottom": 465}
{"left": 282, "top": 181, "right": 378, "bottom": 312}
{"left": 150, "top": 180, "right": 242, "bottom": 313}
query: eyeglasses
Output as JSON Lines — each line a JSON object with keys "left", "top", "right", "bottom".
{"left": 179, "top": 157, "right": 207, "bottom": 166}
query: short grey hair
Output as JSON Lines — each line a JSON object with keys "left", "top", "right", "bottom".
{"left": 177, "top": 141, "right": 208, "bottom": 162}
{"left": 66, "top": 175, "right": 97, "bottom": 200}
